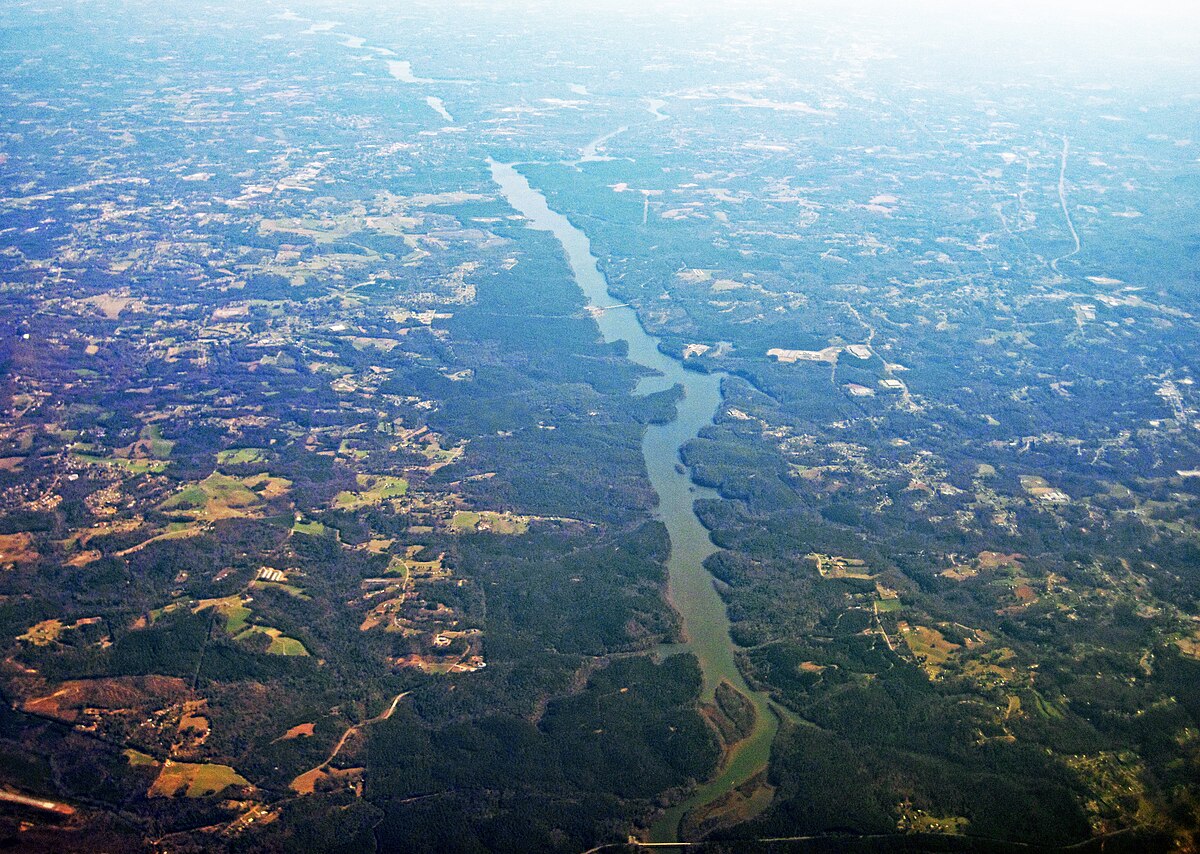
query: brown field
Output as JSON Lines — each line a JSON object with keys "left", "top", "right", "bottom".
{"left": 65, "top": 548, "right": 102, "bottom": 567}
{"left": 289, "top": 765, "right": 364, "bottom": 796}
{"left": 290, "top": 767, "right": 326, "bottom": 795}
{"left": 280, "top": 722, "right": 316, "bottom": 740}
{"left": 900, "top": 623, "right": 961, "bottom": 678}
{"left": 979, "top": 551, "right": 1025, "bottom": 570}
{"left": 1176, "top": 628, "right": 1200, "bottom": 660}
{"left": 941, "top": 551, "right": 1024, "bottom": 581}
{"left": 18, "top": 619, "right": 67, "bottom": 646}
{"left": 177, "top": 701, "right": 209, "bottom": 739}
{"left": 0, "top": 532, "right": 38, "bottom": 565}
{"left": 22, "top": 675, "right": 188, "bottom": 723}
{"left": 243, "top": 472, "right": 292, "bottom": 500}
{"left": 1013, "top": 584, "right": 1038, "bottom": 603}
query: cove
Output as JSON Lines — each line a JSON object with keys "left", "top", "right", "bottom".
{"left": 488, "top": 159, "right": 779, "bottom": 842}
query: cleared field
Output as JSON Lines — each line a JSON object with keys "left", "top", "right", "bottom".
{"left": 900, "top": 623, "right": 960, "bottom": 678}
{"left": 1020, "top": 475, "right": 1070, "bottom": 503}
{"left": 235, "top": 625, "right": 309, "bottom": 656}
{"left": 961, "top": 647, "right": 1019, "bottom": 689}
{"left": 195, "top": 596, "right": 251, "bottom": 635}
{"left": 896, "top": 805, "right": 970, "bottom": 834}
{"left": 250, "top": 580, "right": 309, "bottom": 599}
{"left": 140, "top": 424, "right": 174, "bottom": 458}
{"left": 333, "top": 474, "right": 409, "bottom": 510}
{"left": 807, "top": 552, "right": 873, "bottom": 580}
{"left": 148, "top": 761, "right": 249, "bottom": 798}
{"left": 767, "top": 345, "right": 842, "bottom": 364}
{"left": 280, "top": 722, "right": 315, "bottom": 740}
{"left": 18, "top": 616, "right": 102, "bottom": 646}
{"left": 217, "top": 447, "right": 269, "bottom": 465}
{"left": 22, "top": 676, "right": 188, "bottom": 724}
{"left": 416, "top": 437, "right": 465, "bottom": 472}
{"left": 18, "top": 619, "right": 66, "bottom": 645}
{"left": 941, "top": 550, "right": 1023, "bottom": 581}
{"left": 243, "top": 473, "right": 291, "bottom": 500}
{"left": 124, "top": 748, "right": 157, "bottom": 767}
{"left": 0, "top": 532, "right": 39, "bottom": 564}
{"left": 82, "top": 293, "right": 137, "bottom": 319}
{"left": 451, "top": 510, "right": 529, "bottom": 535}
{"left": 72, "top": 450, "right": 168, "bottom": 475}
{"left": 161, "top": 473, "right": 261, "bottom": 519}
{"left": 292, "top": 518, "right": 329, "bottom": 537}
{"left": 1176, "top": 628, "right": 1200, "bottom": 660}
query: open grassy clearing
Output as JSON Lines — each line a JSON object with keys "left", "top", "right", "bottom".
{"left": 124, "top": 748, "right": 157, "bottom": 767}
{"left": 899, "top": 623, "right": 960, "bottom": 678}
{"left": 147, "top": 760, "right": 249, "bottom": 798}
{"left": 234, "top": 625, "right": 309, "bottom": 656}
{"left": 250, "top": 580, "right": 309, "bottom": 598}
{"left": 216, "top": 447, "right": 269, "bottom": 466}
{"left": 18, "top": 616, "right": 102, "bottom": 646}
{"left": 0, "top": 532, "right": 39, "bottom": 564}
{"left": 333, "top": 474, "right": 408, "bottom": 511}
{"left": 451, "top": 510, "right": 529, "bottom": 535}
{"left": 941, "top": 550, "right": 1023, "bottom": 581}
{"left": 195, "top": 596, "right": 251, "bottom": 635}
{"left": 417, "top": 439, "right": 464, "bottom": 472}
{"left": 291, "top": 518, "right": 329, "bottom": 537}
{"left": 161, "top": 473, "right": 260, "bottom": 518}
{"left": 71, "top": 448, "right": 168, "bottom": 475}
{"left": 808, "top": 552, "right": 873, "bottom": 580}
{"left": 242, "top": 472, "right": 291, "bottom": 500}
{"left": 280, "top": 723, "right": 315, "bottom": 740}
{"left": 18, "top": 619, "right": 66, "bottom": 645}
{"left": 137, "top": 424, "right": 174, "bottom": 459}
{"left": 160, "top": 472, "right": 288, "bottom": 521}
{"left": 1175, "top": 627, "right": 1200, "bottom": 659}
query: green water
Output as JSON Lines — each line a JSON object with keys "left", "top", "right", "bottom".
{"left": 489, "top": 160, "right": 779, "bottom": 842}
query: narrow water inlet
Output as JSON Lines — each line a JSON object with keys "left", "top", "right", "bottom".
{"left": 488, "top": 159, "right": 780, "bottom": 842}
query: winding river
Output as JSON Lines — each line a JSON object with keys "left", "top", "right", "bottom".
{"left": 489, "top": 160, "right": 779, "bottom": 842}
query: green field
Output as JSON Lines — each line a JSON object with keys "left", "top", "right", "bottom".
{"left": 333, "top": 474, "right": 409, "bottom": 510}
{"left": 292, "top": 518, "right": 329, "bottom": 537}
{"left": 251, "top": 580, "right": 309, "bottom": 599}
{"left": 236, "top": 625, "right": 309, "bottom": 656}
{"left": 73, "top": 451, "right": 168, "bottom": 475}
{"left": 217, "top": 447, "right": 269, "bottom": 465}
{"left": 452, "top": 510, "right": 530, "bottom": 535}
{"left": 141, "top": 424, "right": 175, "bottom": 459}
{"left": 160, "top": 473, "right": 262, "bottom": 519}
{"left": 123, "top": 749, "right": 157, "bottom": 768}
